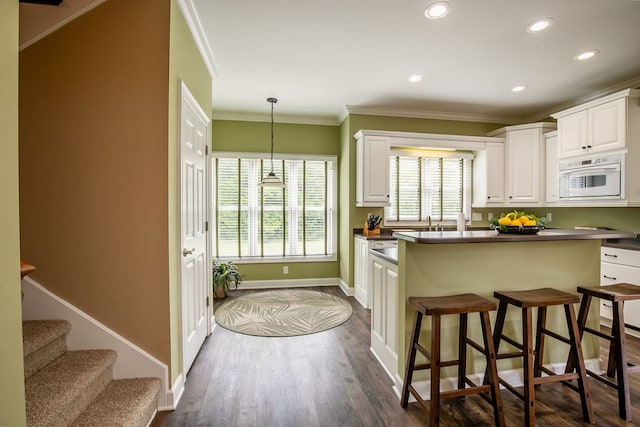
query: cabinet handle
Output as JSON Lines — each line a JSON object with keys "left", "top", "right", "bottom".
{"left": 581, "top": 146, "right": 587, "bottom": 149}
{"left": 603, "top": 253, "right": 618, "bottom": 258}
{"left": 509, "top": 196, "right": 513, "bottom": 199}
{"left": 487, "top": 196, "right": 491, "bottom": 199}
{"left": 603, "top": 275, "right": 617, "bottom": 281}
{"left": 587, "top": 145, "right": 592, "bottom": 148}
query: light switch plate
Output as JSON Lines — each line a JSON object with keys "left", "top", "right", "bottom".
{"left": 471, "top": 212, "right": 482, "bottom": 221}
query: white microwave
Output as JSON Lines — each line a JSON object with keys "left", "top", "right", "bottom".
{"left": 558, "top": 153, "right": 623, "bottom": 200}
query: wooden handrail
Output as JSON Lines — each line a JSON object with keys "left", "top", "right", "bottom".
{"left": 20, "top": 261, "right": 36, "bottom": 278}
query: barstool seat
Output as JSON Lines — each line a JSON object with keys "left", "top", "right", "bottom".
{"left": 400, "top": 293, "right": 504, "bottom": 426}
{"left": 566, "top": 283, "right": 640, "bottom": 421}
{"left": 492, "top": 288, "right": 594, "bottom": 425}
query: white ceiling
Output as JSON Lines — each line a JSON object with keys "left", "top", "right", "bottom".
{"left": 193, "top": 0, "right": 640, "bottom": 124}
{"left": 19, "top": 0, "right": 640, "bottom": 125}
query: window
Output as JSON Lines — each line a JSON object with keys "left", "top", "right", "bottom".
{"left": 385, "top": 149, "right": 472, "bottom": 225}
{"left": 212, "top": 153, "right": 337, "bottom": 261}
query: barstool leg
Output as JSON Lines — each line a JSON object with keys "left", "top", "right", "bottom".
{"left": 458, "top": 313, "right": 468, "bottom": 393}
{"left": 565, "top": 303, "right": 595, "bottom": 423}
{"left": 522, "top": 307, "right": 536, "bottom": 426}
{"left": 534, "top": 306, "right": 547, "bottom": 381}
{"left": 612, "top": 302, "right": 631, "bottom": 421}
{"left": 480, "top": 311, "right": 505, "bottom": 427}
{"left": 401, "top": 310, "right": 423, "bottom": 408}
{"left": 430, "top": 314, "right": 442, "bottom": 426}
{"left": 566, "top": 295, "right": 591, "bottom": 375}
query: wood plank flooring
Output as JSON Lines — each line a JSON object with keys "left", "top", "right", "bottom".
{"left": 153, "top": 286, "right": 640, "bottom": 426}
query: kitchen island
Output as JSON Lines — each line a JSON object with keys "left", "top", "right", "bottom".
{"left": 372, "top": 228, "right": 636, "bottom": 396}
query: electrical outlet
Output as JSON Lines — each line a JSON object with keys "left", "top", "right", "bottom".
{"left": 283, "top": 266, "right": 289, "bottom": 275}
{"left": 546, "top": 213, "right": 552, "bottom": 221}
{"left": 487, "top": 212, "right": 494, "bottom": 221}
{"left": 472, "top": 212, "right": 482, "bottom": 221}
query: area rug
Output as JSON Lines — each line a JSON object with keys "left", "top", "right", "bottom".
{"left": 215, "top": 289, "right": 353, "bottom": 337}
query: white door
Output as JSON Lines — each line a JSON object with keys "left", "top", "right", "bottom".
{"left": 180, "top": 81, "right": 210, "bottom": 376}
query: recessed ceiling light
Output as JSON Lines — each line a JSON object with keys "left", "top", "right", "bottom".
{"left": 512, "top": 85, "right": 527, "bottom": 92}
{"left": 527, "top": 18, "right": 553, "bottom": 33}
{"left": 408, "top": 74, "right": 423, "bottom": 83}
{"left": 425, "top": 1, "right": 450, "bottom": 19}
{"left": 575, "top": 49, "right": 600, "bottom": 61}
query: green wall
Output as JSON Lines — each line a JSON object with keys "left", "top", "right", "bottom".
{"left": 212, "top": 119, "right": 340, "bottom": 281}
{"left": 168, "top": 0, "right": 213, "bottom": 383}
{"left": 0, "top": 1, "right": 26, "bottom": 425}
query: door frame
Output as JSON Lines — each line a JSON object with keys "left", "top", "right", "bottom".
{"left": 178, "top": 80, "right": 213, "bottom": 379}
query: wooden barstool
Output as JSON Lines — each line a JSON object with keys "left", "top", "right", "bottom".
{"left": 400, "top": 293, "right": 504, "bottom": 426}
{"left": 565, "top": 283, "right": 640, "bottom": 421}
{"left": 492, "top": 288, "right": 594, "bottom": 425}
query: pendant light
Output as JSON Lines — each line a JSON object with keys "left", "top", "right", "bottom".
{"left": 258, "top": 97, "right": 285, "bottom": 188}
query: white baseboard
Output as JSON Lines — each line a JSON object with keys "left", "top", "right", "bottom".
{"left": 354, "top": 286, "right": 368, "bottom": 308}
{"left": 392, "top": 358, "right": 602, "bottom": 401}
{"left": 238, "top": 277, "right": 340, "bottom": 290}
{"left": 337, "top": 278, "right": 354, "bottom": 297}
{"left": 21, "top": 277, "right": 174, "bottom": 409}
{"left": 161, "top": 373, "right": 185, "bottom": 411}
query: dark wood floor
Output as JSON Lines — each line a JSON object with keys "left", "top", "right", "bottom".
{"left": 153, "top": 287, "right": 640, "bottom": 426}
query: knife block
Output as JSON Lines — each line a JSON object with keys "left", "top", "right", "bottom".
{"left": 363, "top": 221, "right": 381, "bottom": 236}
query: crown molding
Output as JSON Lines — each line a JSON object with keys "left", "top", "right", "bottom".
{"left": 177, "top": 0, "right": 217, "bottom": 80}
{"left": 524, "top": 74, "right": 640, "bottom": 122}
{"left": 211, "top": 111, "right": 339, "bottom": 126}
{"left": 345, "top": 105, "right": 520, "bottom": 125}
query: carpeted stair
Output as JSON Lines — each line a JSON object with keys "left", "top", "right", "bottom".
{"left": 23, "top": 319, "right": 161, "bottom": 427}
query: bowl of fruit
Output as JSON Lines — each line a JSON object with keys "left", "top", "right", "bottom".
{"left": 489, "top": 211, "right": 548, "bottom": 234}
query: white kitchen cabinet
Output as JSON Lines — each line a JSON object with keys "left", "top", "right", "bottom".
{"left": 370, "top": 253, "right": 398, "bottom": 382}
{"left": 487, "top": 122, "right": 555, "bottom": 206}
{"left": 600, "top": 246, "right": 640, "bottom": 336}
{"left": 553, "top": 89, "right": 640, "bottom": 159}
{"left": 545, "top": 131, "right": 559, "bottom": 203}
{"left": 354, "top": 236, "right": 397, "bottom": 308}
{"left": 355, "top": 131, "right": 390, "bottom": 207}
{"left": 472, "top": 142, "right": 505, "bottom": 206}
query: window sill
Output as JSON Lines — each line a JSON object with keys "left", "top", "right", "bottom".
{"left": 213, "top": 255, "right": 337, "bottom": 264}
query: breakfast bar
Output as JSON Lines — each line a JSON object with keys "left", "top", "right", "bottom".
{"left": 372, "top": 228, "right": 636, "bottom": 395}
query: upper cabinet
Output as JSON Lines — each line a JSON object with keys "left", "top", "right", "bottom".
{"left": 487, "top": 123, "right": 556, "bottom": 206}
{"left": 545, "top": 131, "right": 559, "bottom": 203}
{"left": 472, "top": 142, "right": 505, "bottom": 206}
{"left": 552, "top": 89, "right": 640, "bottom": 159}
{"left": 355, "top": 131, "right": 391, "bottom": 207}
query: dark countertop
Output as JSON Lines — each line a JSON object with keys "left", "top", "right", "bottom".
{"left": 354, "top": 233, "right": 397, "bottom": 241}
{"left": 602, "top": 237, "right": 640, "bottom": 251}
{"left": 393, "top": 229, "right": 636, "bottom": 244}
{"left": 369, "top": 248, "right": 398, "bottom": 265}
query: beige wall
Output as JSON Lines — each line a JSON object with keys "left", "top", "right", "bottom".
{"left": 0, "top": 2, "right": 26, "bottom": 425}
{"left": 19, "top": 0, "right": 173, "bottom": 365}
{"left": 168, "top": 0, "right": 213, "bottom": 383}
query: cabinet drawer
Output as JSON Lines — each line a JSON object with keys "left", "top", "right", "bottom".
{"left": 600, "top": 262, "right": 640, "bottom": 285}
{"left": 601, "top": 247, "right": 640, "bottom": 267}
{"left": 373, "top": 240, "right": 397, "bottom": 249}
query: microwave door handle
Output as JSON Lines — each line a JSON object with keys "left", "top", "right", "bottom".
{"left": 563, "top": 166, "right": 620, "bottom": 174}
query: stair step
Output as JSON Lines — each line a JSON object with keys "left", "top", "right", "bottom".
{"left": 23, "top": 320, "right": 72, "bottom": 378}
{"left": 71, "top": 377, "right": 162, "bottom": 427}
{"left": 25, "top": 349, "right": 117, "bottom": 427}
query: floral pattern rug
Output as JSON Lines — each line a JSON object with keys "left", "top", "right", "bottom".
{"left": 215, "top": 289, "right": 353, "bottom": 337}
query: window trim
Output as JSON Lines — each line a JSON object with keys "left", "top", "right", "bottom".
{"left": 211, "top": 151, "right": 337, "bottom": 263}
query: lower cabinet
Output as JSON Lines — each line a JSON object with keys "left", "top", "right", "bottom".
{"left": 370, "top": 254, "right": 398, "bottom": 381}
{"left": 600, "top": 247, "right": 640, "bottom": 335}
{"left": 354, "top": 236, "right": 397, "bottom": 308}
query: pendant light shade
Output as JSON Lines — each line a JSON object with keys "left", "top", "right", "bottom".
{"left": 258, "top": 97, "right": 285, "bottom": 188}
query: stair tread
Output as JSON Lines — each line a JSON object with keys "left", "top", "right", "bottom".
{"left": 25, "top": 349, "right": 117, "bottom": 426}
{"left": 23, "top": 320, "right": 71, "bottom": 357}
{"left": 71, "top": 378, "right": 162, "bottom": 427}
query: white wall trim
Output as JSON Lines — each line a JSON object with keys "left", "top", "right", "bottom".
{"left": 239, "top": 277, "right": 340, "bottom": 290}
{"left": 162, "top": 373, "right": 185, "bottom": 411}
{"left": 391, "top": 358, "right": 602, "bottom": 401}
{"left": 176, "top": 0, "right": 217, "bottom": 80}
{"left": 21, "top": 277, "right": 173, "bottom": 410}
{"left": 337, "top": 277, "right": 354, "bottom": 297}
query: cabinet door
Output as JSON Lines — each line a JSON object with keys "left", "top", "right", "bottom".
{"left": 356, "top": 136, "right": 390, "bottom": 206}
{"left": 353, "top": 238, "right": 369, "bottom": 308}
{"left": 558, "top": 110, "right": 588, "bottom": 158}
{"left": 506, "top": 129, "right": 540, "bottom": 203}
{"left": 384, "top": 267, "right": 398, "bottom": 355}
{"left": 545, "top": 133, "right": 559, "bottom": 202}
{"left": 486, "top": 142, "right": 505, "bottom": 203}
{"left": 371, "top": 260, "right": 385, "bottom": 342}
{"left": 588, "top": 98, "right": 626, "bottom": 153}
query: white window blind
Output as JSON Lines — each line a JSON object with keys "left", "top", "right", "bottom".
{"left": 386, "top": 150, "right": 472, "bottom": 224}
{"left": 212, "top": 154, "right": 337, "bottom": 260}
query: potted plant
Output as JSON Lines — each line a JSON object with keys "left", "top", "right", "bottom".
{"left": 212, "top": 261, "right": 242, "bottom": 299}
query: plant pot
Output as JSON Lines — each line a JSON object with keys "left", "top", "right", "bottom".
{"left": 214, "top": 285, "right": 227, "bottom": 299}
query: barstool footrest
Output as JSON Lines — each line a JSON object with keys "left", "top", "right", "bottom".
{"left": 582, "top": 325, "right": 612, "bottom": 341}
{"left": 587, "top": 369, "right": 617, "bottom": 389}
{"left": 540, "top": 327, "right": 571, "bottom": 345}
{"left": 496, "top": 351, "right": 523, "bottom": 360}
{"left": 441, "top": 385, "right": 492, "bottom": 400}
{"left": 466, "top": 338, "right": 485, "bottom": 353}
{"left": 499, "top": 334, "right": 522, "bottom": 350}
{"left": 535, "top": 372, "right": 578, "bottom": 385}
